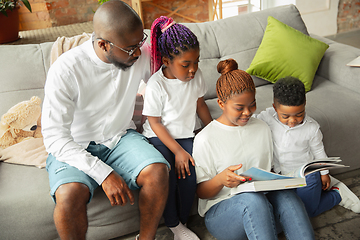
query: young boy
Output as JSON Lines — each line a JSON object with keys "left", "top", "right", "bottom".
{"left": 256, "top": 76, "right": 360, "bottom": 217}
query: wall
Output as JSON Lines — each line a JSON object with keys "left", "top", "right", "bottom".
{"left": 141, "top": 0, "right": 209, "bottom": 29}
{"left": 261, "top": 0, "right": 360, "bottom": 36}
{"left": 19, "top": 0, "right": 101, "bottom": 30}
{"left": 19, "top": 0, "right": 51, "bottom": 30}
{"left": 337, "top": 0, "right": 360, "bottom": 33}
{"left": 18, "top": 0, "right": 208, "bottom": 31}
{"left": 45, "top": 0, "right": 99, "bottom": 27}
{"left": 20, "top": 0, "right": 358, "bottom": 33}
{"left": 296, "top": 0, "right": 339, "bottom": 36}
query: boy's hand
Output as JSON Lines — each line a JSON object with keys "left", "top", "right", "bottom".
{"left": 321, "top": 174, "right": 331, "bottom": 190}
{"left": 175, "top": 149, "right": 195, "bottom": 179}
{"left": 217, "top": 164, "right": 250, "bottom": 188}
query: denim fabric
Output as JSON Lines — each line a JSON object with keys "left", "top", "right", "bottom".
{"left": 204, "top": 190, "right": 315, "bottom": 240}
{"left": 47, "top": 129, "right": 169, "bottom": 202}
{"left": 294, "top": 171, "right": 341, "bottom": 217}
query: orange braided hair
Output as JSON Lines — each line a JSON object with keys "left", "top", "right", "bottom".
{"left": 216, "top": 59, "right": 255, "bottom": 103}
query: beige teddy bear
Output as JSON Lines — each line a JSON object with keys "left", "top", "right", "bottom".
{"left": 0, "top": 96, "right": 42, "bottom": 149}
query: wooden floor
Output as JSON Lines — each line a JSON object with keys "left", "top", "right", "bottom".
{"left": 326, "top": 28, "right": 360, "bottom": 49}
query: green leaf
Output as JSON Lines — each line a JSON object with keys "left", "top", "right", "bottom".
{"left": 21, "top": 0, "right": 31, "bottom": 12}
{"left": 0, "top": 9, "right": 9, "bottom": 17}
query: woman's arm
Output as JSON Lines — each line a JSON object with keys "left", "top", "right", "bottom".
{"left": 147, "top": 116, "right": 194, "bottom": 179}
{"left": 196, "top": 97, "right": 212, "bottom": 126}
{"left": 196, "top": 164, "right": 248, "bottom": 199}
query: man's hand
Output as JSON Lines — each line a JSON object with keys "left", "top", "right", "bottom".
{"left": 101, "top": 171, "right": 135, "bottom": 206}
{"left": 321, "top": 174, "right": 331, "bottom": 190}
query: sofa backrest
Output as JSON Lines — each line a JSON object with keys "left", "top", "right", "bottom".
{"left": 0, "top": 42, "right": 53, "bottom": 116}
{"left": 183, "top": 4, "right": 308, "bottom": 100}
{"left": 0, "top": 4, "right": 308, "bottom": 116}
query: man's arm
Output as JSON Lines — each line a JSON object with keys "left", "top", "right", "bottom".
{"left": 42, "top": 69, "right": 113, "bottom": 185}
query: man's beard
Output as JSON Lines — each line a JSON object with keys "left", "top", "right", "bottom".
{"left": 107, "top": 50, "right": 138, "bottom": 71}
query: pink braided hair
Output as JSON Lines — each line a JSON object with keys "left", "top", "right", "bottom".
{"left": 150, "top": 16, "right": 176, "bottom": 74}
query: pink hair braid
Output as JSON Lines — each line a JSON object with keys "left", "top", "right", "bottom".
{"left": 150, "top": 16, "right": 175, "bottom": 74}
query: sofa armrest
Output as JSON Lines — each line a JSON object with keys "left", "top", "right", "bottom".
{"left": 311, "top": 34, "right": 360, "bottom": 95}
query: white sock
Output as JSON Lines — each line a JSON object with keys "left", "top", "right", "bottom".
{"left": 170, "top": 222, "right": 200, "bottom": 240}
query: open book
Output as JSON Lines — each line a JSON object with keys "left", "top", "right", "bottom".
{"left": 230, "top": 157, "right": 348, "bottom": 195}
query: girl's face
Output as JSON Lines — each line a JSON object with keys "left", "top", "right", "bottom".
{"left": 162, "top": 48, "right": 200, "bottom": 82}
{"left": 217, "top": 91, "right": 256, "bottom": 126}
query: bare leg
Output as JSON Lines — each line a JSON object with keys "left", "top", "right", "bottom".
{"left": 53, "top": 182, "right": 90, "bottom": 240}
{"left": 136, "top": 163, "right": 169, "bottom": 240}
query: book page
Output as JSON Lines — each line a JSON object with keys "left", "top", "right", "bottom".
{"left": 346, "top": 56, "right": 360, "bottom": 67}
{"left": 240, "top": 167, "right": 294, "bottom": 181}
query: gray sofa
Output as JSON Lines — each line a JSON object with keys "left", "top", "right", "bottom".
{"left": 1, "top": 4, "right": 360, "bottom": 240}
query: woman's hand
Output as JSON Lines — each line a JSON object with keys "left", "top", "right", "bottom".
{"left": 175, "top": 149, "right": 195, "bottom": 179}
{"left": 196, "top": 164, "right": 251, "bottom": 199}
{"left": 217, "top": 164, "right": 249, "bottom": 188}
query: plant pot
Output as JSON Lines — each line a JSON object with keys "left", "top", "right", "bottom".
{"left": 0, "top": 8, "right": 20, "bottom": 44}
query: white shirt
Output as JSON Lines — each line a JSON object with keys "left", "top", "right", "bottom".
{"left": 256, "top": 107, "right": 328, "bottom": 175}
{"left": 142, "top": 67, "right": 207, "bottom": 139}
{"left": 193, "top": 119, "right": 273, "bottom": 217}
{"left": 42, "top": 40, "right": 151, "bottom": 184}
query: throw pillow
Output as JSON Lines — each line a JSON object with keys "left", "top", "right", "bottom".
{"left": 246, "top": 16, "right": 329, "bottom": 92}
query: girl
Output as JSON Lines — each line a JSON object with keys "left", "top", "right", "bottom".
{"left": 142, "top": 16, "right": 212, "bottom": 240}
{"left": 193, "top": 59, "right": 315, "bottom": 240}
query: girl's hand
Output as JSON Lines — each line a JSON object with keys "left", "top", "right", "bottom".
{"left": 175, "top": 149, "right": 195, "bottom": 179}
{"left": 321, "top": 174, "right": 331, "bottom": 190}
{"left": 217, "top": 164, "right": 249, "bottom": 188}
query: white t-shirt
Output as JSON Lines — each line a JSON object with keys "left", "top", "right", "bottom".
{"left": 193, "top": 119, "right": 273, "bottom": 217}
{"left": 142, "top": 67, "right": 207, "bottom": 139}
{"left": 42, "top": 40, "right": 151, "bottom": 184}
{"left": 256, "top": 107, "right": 328, "bottom": 175}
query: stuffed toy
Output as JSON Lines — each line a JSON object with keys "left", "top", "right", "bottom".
{"left": 0, "top": 96, "right": 42, "bottom": 149}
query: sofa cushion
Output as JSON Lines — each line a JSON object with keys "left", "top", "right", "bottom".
{"left": 0, "top": 42, "right": 53, "bottom": 116}
{"left": 183, "top": 4, "right": 309, "bottom": 100}
{"left": 0, "top": 162, "right": 143, "bottom": 240}
{"left": 246, "top": 16, "right": 329, "bottom": 92}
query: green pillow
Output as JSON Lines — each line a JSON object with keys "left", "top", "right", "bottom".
{"left": 246, "top": 16, "right": 329, "bottom": 92}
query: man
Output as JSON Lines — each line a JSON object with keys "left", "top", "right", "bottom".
{"left": 42, "top": 1, "right": 169, "bottom": 240}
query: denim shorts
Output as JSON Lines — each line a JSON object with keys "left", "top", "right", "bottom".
{"left": 46, "top": 129, "right": 169, "bottom": 202}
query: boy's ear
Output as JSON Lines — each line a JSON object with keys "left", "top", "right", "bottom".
{"left": 272, "top": 103, "right": 277, "bottom": 111}
{"left": 217, "top": 99, "right": 225, "bottom": 110}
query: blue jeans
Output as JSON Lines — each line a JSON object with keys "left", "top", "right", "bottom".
{"left": 294, "top": 172, "right": 341, "bottom": 217}
{"left": 204, "top": 190, "right": 315, "bottom": 240}
{"left": 148, "top": 137, "right": 196, "bottom": 227}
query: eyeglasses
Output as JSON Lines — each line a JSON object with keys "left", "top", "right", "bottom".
{"left": 97, "top": 32, "right": 148, "bottom": 56}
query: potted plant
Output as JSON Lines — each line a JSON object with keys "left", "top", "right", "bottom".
{"left": 0, "top": 0, "right": 32, "bottom": 44}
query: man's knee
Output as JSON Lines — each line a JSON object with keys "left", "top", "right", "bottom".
{"left": 137, "top": 163, "right": 169, "bottom": 188}
{"left": 55, "top": 182, "right": 90, "bottom": 205}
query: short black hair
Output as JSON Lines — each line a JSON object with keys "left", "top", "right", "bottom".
{"left": 273, "top": 76, "right": 306, "bottom": 106}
